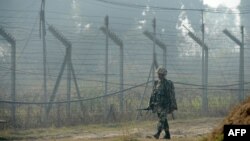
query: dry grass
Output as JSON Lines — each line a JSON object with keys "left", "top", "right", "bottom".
{"left": 40, "top": 135, "right": 206, "bottom": 141}
{"left": 0, "top": 117, "right": 223, "bottom": 141}
{"left": 203, "top": 96, "right": 250, "bottom": 141}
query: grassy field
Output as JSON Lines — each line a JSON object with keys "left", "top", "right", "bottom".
{"left": 0, "top": 117, "right": 223, "bottom": 141}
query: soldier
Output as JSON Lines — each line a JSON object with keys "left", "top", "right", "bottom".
{"left": 149, "top": 66, "right": 177, "bottom": 139}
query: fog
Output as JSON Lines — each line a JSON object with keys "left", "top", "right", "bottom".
{"left": 0, "top": 0, "right": 249, "bottom": 129}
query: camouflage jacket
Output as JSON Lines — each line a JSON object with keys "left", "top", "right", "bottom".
{"left": 150, "top": 78, "right": 177, "bottom": 113}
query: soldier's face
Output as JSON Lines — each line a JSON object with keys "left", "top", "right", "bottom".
{"left": 158, "top": 73, "right": 165, "bottom": 80}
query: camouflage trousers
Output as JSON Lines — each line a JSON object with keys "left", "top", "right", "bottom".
{"left": 156, "top": 110, "right": 169, "bottom": 131}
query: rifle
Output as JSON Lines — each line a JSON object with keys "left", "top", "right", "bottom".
{"left": 137, "top": 107, "right": 175, "bottom": 120}
{"left": 136, "top": 107, "right": 151, "bottom": 111}
{"left": 136, "top": 107, "right": 151, "bottom": 117}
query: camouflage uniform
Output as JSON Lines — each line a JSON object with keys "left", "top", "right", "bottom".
{"left": 150, "top": 67, "right": 177, "bottom": 139}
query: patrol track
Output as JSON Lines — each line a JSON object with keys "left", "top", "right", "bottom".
{"left": 25, "top": 117, "right": 223, "bottom": 141}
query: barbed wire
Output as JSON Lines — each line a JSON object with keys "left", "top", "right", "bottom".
{"left": 0, "top": 80, "right": 153, "bottom": 105}
{"left": 0, "top": 80, "right": 250, "bottom": 105}
{"left": 0, "top": 1, "right": 249, "bottom": 103}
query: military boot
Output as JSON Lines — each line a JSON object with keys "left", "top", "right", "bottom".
{"left": 153, "top": 129, "right": 162, "bottom": 139}
{"left": 163, "top": 130, "right": 171, "bottom": 139}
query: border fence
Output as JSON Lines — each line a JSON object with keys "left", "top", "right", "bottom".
{"left": 0, "top": 1, "right": 250, "bottom": 129}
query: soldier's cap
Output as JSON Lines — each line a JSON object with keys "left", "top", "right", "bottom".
{"left": 156, "top": 66, "right": 167, "bottom": 75}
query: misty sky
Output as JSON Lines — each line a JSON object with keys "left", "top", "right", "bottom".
{"left": 0, "top": 0, "right": 249, "bottom": 92}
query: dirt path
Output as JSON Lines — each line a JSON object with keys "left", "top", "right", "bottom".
{"left": 31, "top": 117, "right": 223, "bottom": 141}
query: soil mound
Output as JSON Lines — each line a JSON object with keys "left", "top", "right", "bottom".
{"left": 204, "top": 96, "right": 250, "bottom": 141}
